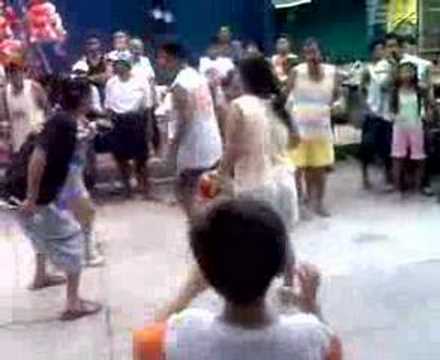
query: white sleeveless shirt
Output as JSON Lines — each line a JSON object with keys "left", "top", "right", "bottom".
{"left": 6, "top": 80, "right": 45, "bottom": 152}
{"left": 172, "top": 67, "right": 223, "bottom": 173}
{"left": 165, "top": 309, "right": 333, "bottom": 360}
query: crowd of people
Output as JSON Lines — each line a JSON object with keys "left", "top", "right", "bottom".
{"left": 0, "top": 24, "right": 438, "bottom": 359}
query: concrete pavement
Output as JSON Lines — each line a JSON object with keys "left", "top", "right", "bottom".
{"left": 0, "top": 161, "right": 439, "bottom": 359}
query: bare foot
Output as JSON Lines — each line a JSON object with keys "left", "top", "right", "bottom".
{"left": 61, "top": 300, "right": 102, "bottom": 321}
{"left": 30, "top": 275, "right": 66, "bottom": 291}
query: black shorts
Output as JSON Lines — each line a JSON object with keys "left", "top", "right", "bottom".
{"left": 359, "top": 113, "right": 392, "bottom": 167}
{"left": 110, "top": 111, "right": 150, "bottom": 162}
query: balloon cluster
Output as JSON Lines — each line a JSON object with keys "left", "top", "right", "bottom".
{"left": 27, "top": 0, "right": 66, "bottom": 43}
{"left": 0, "top": 0, "right": 66, "bottom": 65}
{"left": 0, "top": 0, "right": 21, "bottom": 65}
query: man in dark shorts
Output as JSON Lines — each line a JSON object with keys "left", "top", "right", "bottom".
{"left": 105, "top": 55, "right": 151, "bottom": 198}
{"left": 157, "top": 43, "right": 223, "bottom": 217}
{"left": 19, "top": 79, "right": 102, "bottom": 321}
{"left": 359, "top": 38, "right": 393, "bottom": 189}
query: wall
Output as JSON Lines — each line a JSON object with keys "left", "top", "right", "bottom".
{"left": 282, "top": 0, "right": 368, "bottom": 61}
{"left": 169, "top": 0, "right": 275, "bottom": 57}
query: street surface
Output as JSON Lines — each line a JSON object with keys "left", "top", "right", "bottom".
{"left": 0, "top": 161, "right": 439, "bottom": 360}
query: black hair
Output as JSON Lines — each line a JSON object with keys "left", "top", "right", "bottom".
{"left": 60, "top": 78, "right": 91, "bottom": 111}
{"left": 369, "top": 38, "right": 385, "bottom": 53}
{"left": 238, "top": 56, "right": 293, "bottom": 132}
{"left": 402, "top": 34, "right": 417, "bottom": 46}
{"left": 277, "top": 33, "right": 290, "bottom": 41}
{"left": 159, "top": 42, "right": 187, "bottom": 61}
{"left": 190, "top": 197, "right": 288, "bottom": 306}
{"left": 303, "top": 37, "right": 320, "bottom": 50}
{"left": 245, "top": 40, "right": 264, "bottom": 53}
{"left": 385, "top": 32, "right": 403, "bottom": 46}
{"left": 391, "top": 62, "right": 425, "bottom": 115}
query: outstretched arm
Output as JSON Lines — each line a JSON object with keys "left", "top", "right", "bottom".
{"left": 154, "top": 265, "right": 209, "bottom": 322}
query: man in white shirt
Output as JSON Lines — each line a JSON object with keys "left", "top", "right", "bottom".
{"left": 130, "top": 38, "right": 158, "bottom": 153}
{"left": 360, "top": 38, "right": 391, "bottom": 189}
{"left": 105, "top": 55, "right": 151, "bottom": 198}
{"left": 157, "top": 42, "right": 223, "bottom": 216}
{"left": 377, "top": 33, "right": 435, "bottom": 195}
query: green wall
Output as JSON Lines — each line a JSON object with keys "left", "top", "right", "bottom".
{"left": 284, "top": 0, "right": 368, "bottom": 62}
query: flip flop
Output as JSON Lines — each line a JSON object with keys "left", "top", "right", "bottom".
{"left": 60, "top": 300, "right": 102, "bottom": 322}
{"left": 29, "top": 275, "right": 67, "bottom": 291}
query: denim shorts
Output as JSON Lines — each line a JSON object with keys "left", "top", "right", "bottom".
{"left": 18, "top": 204, "right": 83, "bottom": 274}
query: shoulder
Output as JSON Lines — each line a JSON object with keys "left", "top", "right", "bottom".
{"left": 296, "top": 63, "right": 307, "bottom": 72}
{"left": 232, "top": 95, "right": 256, "bottom": 111}
{"left": 281, "top": 313, "right": 334, "bottom": 341}
{"left": 72, "top": 58, "right": 88, "bottom": 72}
{"left": 168, "top": 308, "right": 215, "bottom": 332}
{"left": 106, "top": 76, "right": 119, "bottom": 88}
{"left": 376, "top": 59, "right": 392, "bottom": 70}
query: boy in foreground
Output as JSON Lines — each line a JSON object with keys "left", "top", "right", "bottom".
{"left": 134, "top": 197, "right": 342, "bottom": 359}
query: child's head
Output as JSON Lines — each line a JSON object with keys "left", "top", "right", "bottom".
{"left": 190, "top": 197, "right": 288, "bottom": 306}
{"left": 398, "top": 62, "right": 418, "bottom": 86}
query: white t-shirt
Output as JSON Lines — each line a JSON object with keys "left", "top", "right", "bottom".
{"left": 132, "top": 56, "right": 155, "bottom": 81}
{"left": 104, "top": 75, "right": 148, "bottom": 114}
{"left": 199, "top": 56, "right": 235, "bottom": 79}
{"left": 166, "top": 309, "right": 333, "bottom": 360}
{"left": 172, "top": 66, "right": 223, "bottom": 172}
{"left": 131, "top": 56, "right": 155, "bottom": 108}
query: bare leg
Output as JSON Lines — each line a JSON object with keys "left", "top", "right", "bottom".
{"left": 68, "top": 197, "right": 104, "bottom": 266}
{"left": 115, "top": 158, "right": 132, "bottom": 197}
{"left": 315, "top": 167, "right": 330, "bottom": 217}
{"left": 393, "top": 158, "right": 404, "bottom": 193}
{"left": 62, "top": 271, "right": 102, "bottom": 321}
{"left": 66, "top": 272, "right": 81, "bottom": 310}
{"left": 414, "top": 160, "right": 425, "bottom": 193}
{"left": 362, "top": 162, "right": 371, "bottom": 190}
{"left": 30, "top": 254, "right": 66, "bottom": 290}
{"left": 135, "top": 159, "right": 150, "bottom": 197}
{"left": 176, "top": 175, "right": 198, "bottom": 219}
{"left": 283, "top": 235, "right": 296, "bottom": 288}
{"left": 304, "top": 168, "right": 315, "bottom": 206}
{"left": 296, "top": 168, "right": 305, "bottom": 203}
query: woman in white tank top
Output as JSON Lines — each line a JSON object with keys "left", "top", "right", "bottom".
{"left": 4, "top": 64, "right": 46, "bottom": 153}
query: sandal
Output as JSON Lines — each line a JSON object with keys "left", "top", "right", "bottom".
{"left": 60, "top": 300, "right": 102, "bottom": 321}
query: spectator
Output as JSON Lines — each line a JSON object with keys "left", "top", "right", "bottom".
{"left": 359, "top": 38, "right": 391, "bottom": 189}
{"left": 130, "top": 37, "right": 158, "bottom": 153}
{"left": 379, "top": 32, "right": 435, "bottom": 196}
{"left": 107, "top": 30, "right": 131, "bottom": 60}
{"left": 157, "top": 42, "right": 222, "bottom": 217}
{"left": 105, "top": 54, "right": 151, "bottom": 198}
{"left": 272, "top": 36, "right": 299, "bottom": 84}
{"left": 134, "top": 197, "right": 342, "bottom": 360}
{"left": 72, "top": 36, "right": 110, "bottom": 94}
{"left": 2, "top": 60, "right": 48, "bottom": 154}
{"left": 286, "top": 39, "right": 342, "bottom": 217}
{"left": 216, "top": 26, "right": 235, "bottom": 59}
